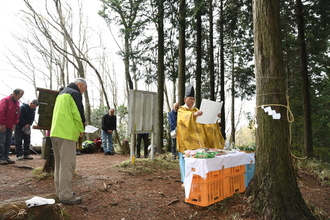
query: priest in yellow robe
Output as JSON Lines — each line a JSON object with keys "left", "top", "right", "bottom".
{"left": 177, "top": 85, "right": 225, "bottom": 182}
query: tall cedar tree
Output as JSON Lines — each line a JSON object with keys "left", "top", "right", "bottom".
{"left": 178, "top": 0, "right": 186, "bottom": 105}
{"left": 195, "top": 0, "right": 202, "bottom": 108}
{"left": 245, "top": 0, "right": 316, "bottom": 218}
{"left": 296, "top": 0, "right": 313, "bottom": 157}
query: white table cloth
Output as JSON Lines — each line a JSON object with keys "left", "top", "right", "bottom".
{"left": 184, "top": 152, "right": 255, "bottom": 198}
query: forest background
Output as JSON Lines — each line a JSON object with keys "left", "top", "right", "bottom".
{"left": 0, "top": 0, "right": 329, "bottom": 163}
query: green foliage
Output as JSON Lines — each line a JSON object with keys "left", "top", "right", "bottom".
{"left": 298, "top": 158, "right": 330, "bottom": 186}
{"left": 112, "top": 156, "right": 179, "bottom": 175}
{"left": 116, "top": 104, "right": 130, "bottom": 142}
{"left": 99, "top": 0, "right": 330, "bottom": 163}
{"left": 31, "top": 167, "right": 54, "bottom": 180}
{"left": 221, "top": 0, "right": 255, "bottom": 102}
{"left": 304, "top": 200, "right": 325, "bottom": 220}
{"left": 280, "top": 0, "right": 330, "bottom": 162}
{"left": 314, "top": 147, "right": 330, "bottom": 163}
{"left": 90, "top": 105, "right": 130, "bottom": 144}
{"left": 90, "top": 106, "right": 108, "bottom": 139}
{"left": 237, "top": 143, "right": 256, "bottom": 152}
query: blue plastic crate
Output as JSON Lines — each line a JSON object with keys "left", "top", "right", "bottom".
{"left": 244, "top": 164, "right": 255, "bottom": 188}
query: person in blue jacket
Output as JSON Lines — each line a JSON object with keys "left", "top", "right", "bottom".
{"left": 50, "top": 78, "right": 87, "bottom": 204}
{"left": 168, "top": 102, "right": 179, "bottom": 160}
{"left": 15, "top": 99, "right": 39, "bottom": 160}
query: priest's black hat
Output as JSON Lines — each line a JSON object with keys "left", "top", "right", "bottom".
{"left": 185, "top": 85, "right": 195, "bottom": 97}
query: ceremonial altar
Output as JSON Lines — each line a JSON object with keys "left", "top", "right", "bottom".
{"left": 184, "top": 151, "right": 255, "bottom": 206}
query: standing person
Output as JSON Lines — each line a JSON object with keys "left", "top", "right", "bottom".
{"left": 176, "top": 85, "right": 224, "bottom": 183}
{"left": 76, "top": 137, "right": 83, "bottom": 155}
{"left": 101, "top": 108, "right": 116, "bottom": 155}
{"left": 0, "top": 89, "right": 24, "bottom": 165}
{"left": 168, "top": 103, "right": 179, "bottom": 160}
{"left": 136, "top": 133, "right": 149, "bottom": 158}
{"left": 15, "top": 99, "right": 39, "bottom": 160}
{"left": 50, "top": 78, "right": 87, "bottom": 204}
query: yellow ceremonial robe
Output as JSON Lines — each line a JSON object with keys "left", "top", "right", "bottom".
{"left": 176, "top": 106, "right": 225, "bottom": 153}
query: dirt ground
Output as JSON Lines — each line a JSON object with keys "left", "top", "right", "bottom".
{"left": 0, "top": 151, "right": 329, "bottom": 220}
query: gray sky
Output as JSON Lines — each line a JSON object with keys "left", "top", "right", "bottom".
{"left": 0, "top": 0, "right": 125, "bottom": 145}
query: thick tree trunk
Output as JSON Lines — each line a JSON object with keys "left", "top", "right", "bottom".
{"left": 245, "top": 0, "right": 316, "bottom": 219}
{"left": 296, "top": 0, "right": 313, "bottom": 157}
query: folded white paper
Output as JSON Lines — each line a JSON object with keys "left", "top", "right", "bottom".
{"left": 272, "top": 113, "right": 281, "bottom": 119}
{"left": 264, "top": 106, "right": 272, "bottom": 114}
{"left": 25, "top": 196, "right": 55, "bottom": 208}
{"left": 196, "top": 99, "right": 223, "bottom": 124}
{"left": 84, "top": 125, "right": 99, "bottom": 133}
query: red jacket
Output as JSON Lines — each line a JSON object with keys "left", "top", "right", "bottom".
{"left": 0, "top": 95, "right": 20, "bottom": 129}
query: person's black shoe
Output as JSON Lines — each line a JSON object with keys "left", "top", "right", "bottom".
{"left": 5, "top": 158, "right": 15, "bottom": 164}
{"left": 16, "top": 155, "right": 24, "bottom": 160}
{"left": 0, "top": 160, "right": 8, "bottom": 165}
{"left": 59, "top": 196, "right": 82, "bottom": 204}
{"left": 104, "top": 151, "right": 110, "bottom": 155}
{"left": 76, "top": 150, "right": 82, "bottom": 155}
{"left": 24, "top": 155, "right": 34, "bottom": 160}
{"left": 109, "top": 152, "right": 114, "bottom": 155}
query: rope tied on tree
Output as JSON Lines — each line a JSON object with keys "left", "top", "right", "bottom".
{"left": 254, "top": 94, "right": 307, "bottom": 160}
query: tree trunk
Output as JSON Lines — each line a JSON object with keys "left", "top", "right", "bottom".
{"left": 219, "top": 0, "right": 226, "bottom": 139}
{"left": 172, "top": 78, "right": 177, "bottom": 104}
{"left": 245, "top": 0, "right": 316, "bottom": 219}
{"left": 230, "top": 54, "right": 235, "bottom": 144}
{"left": 178, "top": 0, "right": 186, "bottom": 105}
{"left": 209, "top": 0, "right": 215, "bottom": 102}
{"left": 163, "top": 83, "right": 171, "bottom": 112}
{"left": 195, "top": 0, "right": 202, "bottom": 108}
{"left": 156, "top": 0, "right": 165, "bottom": 152}
{"left": 296, "top": 0, "right": 313, "bottom": 158}
{"left": 125, "top": 35, "right": 134, "bottom": 90}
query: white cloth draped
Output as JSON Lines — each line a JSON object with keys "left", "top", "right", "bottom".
{"left": 184, "top": 152, "right": 255, "bottom": 198}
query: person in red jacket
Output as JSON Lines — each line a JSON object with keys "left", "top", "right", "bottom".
{"left": 0, "top": 89, "right": 24, "bottom": 165}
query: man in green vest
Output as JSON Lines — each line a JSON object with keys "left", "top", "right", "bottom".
{"left": 50, "top": 78, "right": 87, "bottom": 204}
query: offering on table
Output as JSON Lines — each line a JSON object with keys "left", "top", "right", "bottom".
{"left": 184, "top": 148, "right": 227, "bottom": 158}
{"left": 237, "top": 145, "right": 256, "bottom": 153}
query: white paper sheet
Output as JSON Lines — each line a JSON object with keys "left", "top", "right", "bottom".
{"left": 196, "top": 99, "right": 223, "bottom": 124}
{"left": 264, "top": 106, "right": 272, "bottom": 114}
{"left": 272, "top": 113, "right": 281, "bottom": 119}
{"left": 84, "top": 125, "right": 99, "bottom": 133}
